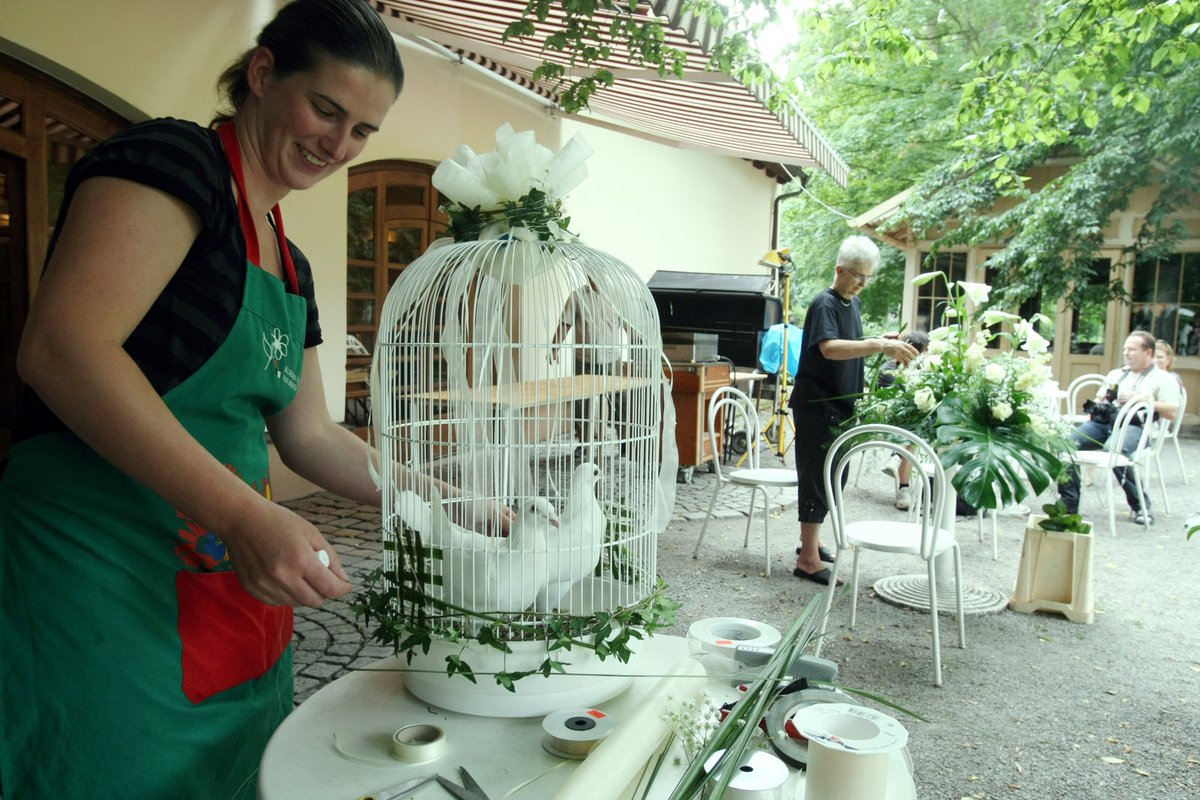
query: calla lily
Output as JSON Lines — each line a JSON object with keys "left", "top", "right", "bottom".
{"left": 957, "top": 281, "right": 992, "bottom": 304}
{"left": 980, "top": 308, "right": 1020, "bottom": 326}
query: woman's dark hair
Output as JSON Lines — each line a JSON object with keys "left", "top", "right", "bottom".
{"left": 213, "top": 0, "right": 404, "bottom": 124}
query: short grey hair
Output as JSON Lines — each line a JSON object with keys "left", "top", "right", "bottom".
{"left": 836, "top": 235, "right": 880, "bottom": 271}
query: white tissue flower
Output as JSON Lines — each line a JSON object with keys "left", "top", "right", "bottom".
{"left": 992, "top": 401, "right": 1014, "bottom": 421}
{"left": 914, "top": 387, "right": 937, "bottom": 412}
{"left": 984, "top": 362, "right": 1006, "bottom": 383}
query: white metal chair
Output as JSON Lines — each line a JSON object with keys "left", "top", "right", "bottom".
{"left": 1154, "top": 384, "right": 1188, "bottom": 484}
{"left": 815, "top": 424, "right": 965, "bottom": 687}
{"left": 1062, "top": 372, "right": 1107, "bottom": 424}
{"left": 1072, "top": 399, "right": 1157, "bottom": 535}
{"left": 692, "top": 386, "right": 797, "bottom": 576}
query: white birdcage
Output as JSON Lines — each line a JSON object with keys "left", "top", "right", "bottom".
{"left": 370, "top": 236, "right": 676, "bottom": 716}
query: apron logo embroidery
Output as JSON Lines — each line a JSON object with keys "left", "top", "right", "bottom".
{"left": 263, "top": 326, "right": 299, "bottom": 390}
{"left": 263, "top": 327, "right": 290, "bottom": 373}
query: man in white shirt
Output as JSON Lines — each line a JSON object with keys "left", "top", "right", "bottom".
{"left": 1059, "top": 331, "right": 1181, "bottom": 525}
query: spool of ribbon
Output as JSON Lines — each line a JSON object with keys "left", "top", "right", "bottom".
{"left": 389, "top": 724, "right": 447, "bottom": 763}
{"left": 702, "top": 749, "right": 790, "bottom": 799}
{"left": 541, "top": 708, "right": 615, "bottom": 759}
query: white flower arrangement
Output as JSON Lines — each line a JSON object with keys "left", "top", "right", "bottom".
{"left": 431, "top": 123, "right": 593, "bottom": 243}
{"left": 855, "top": 272, "right": 1074, "bottom": 510}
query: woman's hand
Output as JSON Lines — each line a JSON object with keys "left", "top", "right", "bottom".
{"left": 446, "top": 496, "right": 518, "bottom": 536}
{"left": 221, "top": 498, "right": 352, "bottom": 608}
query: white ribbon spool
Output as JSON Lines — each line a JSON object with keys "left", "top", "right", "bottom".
{"left": 702, "top": 749, "right": 790, "bottom": 800}
{"left": 686, "top": 618, "right": 782, "bottom": 657}
{"left": 389, "top": 724, "right": 447, "bottom": 763}
{"left": 541, "top": 708, "right": 616, "bottom": 759}
{"left": 789, "top": 703, "right": 908, "bottom": 800}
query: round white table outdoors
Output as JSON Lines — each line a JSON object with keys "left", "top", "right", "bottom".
{"left": 259, "top": 635, "right": 917, "bottom": 800}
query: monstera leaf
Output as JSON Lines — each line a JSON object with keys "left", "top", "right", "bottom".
{"left": 934, "top": 396, "right": 1064, "bottom": 510}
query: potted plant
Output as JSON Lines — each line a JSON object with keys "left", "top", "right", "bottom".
{"left": 1009, "top": 500, "right": 1095, "bottom": 623}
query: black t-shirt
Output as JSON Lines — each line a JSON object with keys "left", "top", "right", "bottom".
{"left": 789, "top": 287, "right": 864, "bottom": 417}
{"left": 15, "top": 118, "right": 322, "bottom": 441}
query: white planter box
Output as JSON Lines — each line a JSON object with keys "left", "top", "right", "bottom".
{"left": 1008, "top": 514, "right": 1095, "bottom": 624}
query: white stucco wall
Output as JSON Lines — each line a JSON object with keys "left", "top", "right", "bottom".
{"left": 3, "top": 0, "right": 781, "bottom": 417}
{"left": 562, "top": 120, "right": 776, "bottom": 279}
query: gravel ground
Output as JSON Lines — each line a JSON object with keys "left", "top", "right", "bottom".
{"left": 653, "top": 450, "right": 1200, "bottom": 799}
{"left": 288, "top": 429, "right": 1200, "bottom": 800}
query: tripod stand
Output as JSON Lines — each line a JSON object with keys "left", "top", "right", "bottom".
{"left": 763, "top": 265, "right": 795, "bottom": 461}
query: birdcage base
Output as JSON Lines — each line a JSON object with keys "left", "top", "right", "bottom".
{"left": 404, "top": 636, "right": 643, "bottom": 717}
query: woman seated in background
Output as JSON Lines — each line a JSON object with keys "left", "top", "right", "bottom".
{"left": 1155, "top": 340, "right": 1186, "bottom": 391}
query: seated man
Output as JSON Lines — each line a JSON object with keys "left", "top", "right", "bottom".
{"left": 1059, "top": 331, "right": 1180, "bottom": 525}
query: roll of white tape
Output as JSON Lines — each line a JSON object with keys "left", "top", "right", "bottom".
{"left": 702, "top": 749, "right": 790, "bottom": 800}
{"left": 789, "top": 703, "right": 908, "bottom": 800}
{"left": 686, "top": 617, "right": 782, "bottom": 658}
{"left": 389, "top": 724, "right": 447, "bottom": 763}
{"left": 541, "top": 708, "right": 616, "bottom": 759}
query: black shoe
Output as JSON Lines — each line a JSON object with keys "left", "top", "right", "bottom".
{"left": 1133, "top": 511, "right": 1154, "bottom": 526}
{"left": 795, "top": 546, "right": 835, "bottom": 563}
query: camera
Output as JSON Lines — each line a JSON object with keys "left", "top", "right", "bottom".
{"left": 1083, "top": 398, "right": 1117, "bottom": 426}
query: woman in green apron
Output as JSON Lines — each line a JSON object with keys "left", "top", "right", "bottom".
{"left": 0, "top": 2, "right": 407, "bottom": 797}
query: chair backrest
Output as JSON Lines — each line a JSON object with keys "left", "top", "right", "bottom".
{"left": 705, "top": 385, "right": 761, "bottom": 480}
{"left": 1108, "top": 399, "right": 1156, "bottom": 464}
{"left": 1169, "top": 384, "right": 1187, "bottom": 437}
{"left": 823, "top": 424, "right": 947, "bottom": 561}
{"left": 1065, "top": 373, "right": 1106, "bottom": 416}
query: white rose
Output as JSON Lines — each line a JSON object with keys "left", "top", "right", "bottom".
{"left": 964, "top": 343, "right": 986, "bottom": 370}
{"left": 914, "top": 387, "right": 937, "bottom": 412}
{"left": 992, "top": 401, "right": 1014, "bottom": 421}
{"left": 984, "top": 362, "right": 1006, "bottom": 383}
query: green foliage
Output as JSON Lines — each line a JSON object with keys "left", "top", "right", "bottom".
{"left": 830, "top": 0, "right": 1200, "bottom": 307}
{"left": 505, "top": 1, "right": 789, "bottom": 114}
{"left": 1035, "top": 500, "right": 1093, "bottom": 534}
{"left": 442, "top": 187, "right": 574, "bottom": 243}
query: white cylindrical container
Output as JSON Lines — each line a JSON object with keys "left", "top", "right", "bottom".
{"left": 790, "top": 703, "right": 908, "bottom": 800}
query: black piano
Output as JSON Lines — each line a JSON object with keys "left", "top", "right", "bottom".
{"left": 648, "top": 271, "right": 783, "bottom": 369}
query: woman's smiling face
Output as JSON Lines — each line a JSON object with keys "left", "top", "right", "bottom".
{"left": 248, "top": 50, "right": 397, "bottom": 193}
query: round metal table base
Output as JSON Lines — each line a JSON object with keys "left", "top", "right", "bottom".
{"left": 872, "top": 574, "right": 1009, "bottom": 615}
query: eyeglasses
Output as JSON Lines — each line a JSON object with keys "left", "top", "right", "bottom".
{"left": 842, "top": 268, "right": 873, "bottom": 284}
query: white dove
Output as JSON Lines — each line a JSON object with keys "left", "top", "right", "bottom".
{"left": 536, "top": 463, "right": 607, "bottom": 610}
{"left": 394, "top": 487, "right": 554, "bottom": 614}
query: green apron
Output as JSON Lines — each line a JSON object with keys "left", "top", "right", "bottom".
{"left": 0, "top": 123, "right": 306, "bottom": 799}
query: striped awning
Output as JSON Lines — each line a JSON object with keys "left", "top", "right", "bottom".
{"left": 372, "top": 0, "right": 849, "bottom": 186}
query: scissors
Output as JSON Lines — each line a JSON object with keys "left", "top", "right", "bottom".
{"left": 437, "top": 766, "right": 493, "bottom": 800}
{"left": 357, "top": 773, "right": 438, "bottom": 800}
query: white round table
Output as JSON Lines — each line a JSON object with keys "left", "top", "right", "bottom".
{"left": 259, "top": 635, "right": 917, "bottom": 799}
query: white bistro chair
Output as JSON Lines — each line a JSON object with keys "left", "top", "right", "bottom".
{"left": 692, "top": 386, "right": 797, "bottom": 576}
{"left": 1062, "top": 373, "right": 1106, "bottom": 424}
{"left": 1072, "top": 399, "right": 1158, "bottom": 535}
{"left": 1154, "top": 384, "right": 1188, "bottom": 484}
{"left": 814, "top": 424, "right": 965, "bottom": 687}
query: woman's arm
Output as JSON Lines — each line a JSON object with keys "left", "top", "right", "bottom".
{"left": 267, "top": 351, "right": 516, "bottom": 534}
{"left": 18, "top": 176, "right": 349, "bottom": 607}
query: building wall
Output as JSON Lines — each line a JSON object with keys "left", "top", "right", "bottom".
{"left": 2, "top": 0, "right": 778, "bottom": 418}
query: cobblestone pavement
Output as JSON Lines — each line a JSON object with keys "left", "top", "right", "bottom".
{"left": 284, "top": 444, "right": 799, "bottom": 703}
